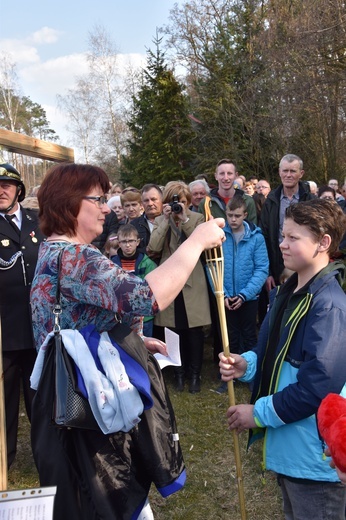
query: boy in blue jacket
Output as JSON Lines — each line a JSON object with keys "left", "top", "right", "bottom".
{"left": 219, "top": 199, "right": 346, "bottom": 519}
{"left": 223, "top": 196, "right": 268, "bottom": 355}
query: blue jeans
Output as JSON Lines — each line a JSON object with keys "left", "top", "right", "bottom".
{"left": 277, "top": 475, "right": 346, "bottom": 520}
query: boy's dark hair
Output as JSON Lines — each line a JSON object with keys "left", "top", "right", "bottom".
{"left": 117, "top": 223, "right": 139, "bottom": 239}
{"left": 226, "top": 195, "right": 247, "bottom": 213}
{"left": 285, "top": 199, "right": 346, "bottom": 256}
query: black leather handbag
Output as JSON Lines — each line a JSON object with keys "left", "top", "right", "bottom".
{"left": 49, "top": 250, "right": 99, "bottom": 430}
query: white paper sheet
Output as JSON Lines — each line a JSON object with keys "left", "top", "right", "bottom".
{"left": 154, "top": 327, "right": 181, "bottom": 369}
{"left": 0, "top": 486, "right": 56, "bottom": 519}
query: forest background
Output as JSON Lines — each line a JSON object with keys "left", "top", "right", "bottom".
{"left": 1, "top": 0, "right": 346, "bottom": 190}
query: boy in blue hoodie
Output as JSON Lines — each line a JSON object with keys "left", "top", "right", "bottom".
{"left": 223, "top": 196, "right": 268, "bottom": 355}
{"left": 220, "top": 199, "right": 346, "bottom": 519}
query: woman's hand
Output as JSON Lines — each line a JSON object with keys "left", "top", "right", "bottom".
{"left": 145, "top": 218, "right": 226, "bottom": 312}
{"left": 219, "top": 352, "right": 247, "bottom": 381}
{"left": 190, "top": 218, "right": 226, "bottom": 249}
{"left": 143, "top": 336, "right": 168, "bottom": 356}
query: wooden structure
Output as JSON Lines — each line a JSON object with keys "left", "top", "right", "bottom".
{"left": 0, "top": 129, "right": 74, "bottom": 490}
{"left": 0, "top": 129, "right": 74, "bottom": 162}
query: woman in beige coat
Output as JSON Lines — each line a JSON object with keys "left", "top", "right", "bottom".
{"left": 148, "top": 181, "right": 211, "bottom": 393}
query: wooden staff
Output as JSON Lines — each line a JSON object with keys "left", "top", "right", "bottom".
{"left": 0, "top": 314, "right": 8, "bottom": 490}
{"left": 204, "top": 197, "right": 246, "bottom": 519}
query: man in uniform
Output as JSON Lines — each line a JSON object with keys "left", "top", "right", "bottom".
{"left": 0, "top": 163, "right": 44, "bottom": 467}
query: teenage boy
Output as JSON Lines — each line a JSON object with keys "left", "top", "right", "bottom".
{"left": 199, "top": 159, "right": 257, "bottom": 364}
{"left": 223, "top": 196, "right": 268, "bottom": 355}
{"left": 110, "top": 224, "right": 157, "bottom": 336}
{"left": 198, "top": 158, "right": 257, "bottom": 224}
{"left": 219, "top": 199, "right": 346, "bottom": 519}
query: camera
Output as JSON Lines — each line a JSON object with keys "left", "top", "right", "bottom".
{"left": 169, "top": 194, "right": 183, "bottom": 214}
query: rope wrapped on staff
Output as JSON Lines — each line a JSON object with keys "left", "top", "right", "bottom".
{"left": 204, "top": 196, "right": 247, "bottom": 519}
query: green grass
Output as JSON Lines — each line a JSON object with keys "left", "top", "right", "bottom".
{"left": 8, "top": 341, "right": 283, "bottom": 519}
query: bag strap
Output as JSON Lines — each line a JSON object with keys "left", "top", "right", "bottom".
{"left": 53, "top": 250, "right": 63, "bottom": 333}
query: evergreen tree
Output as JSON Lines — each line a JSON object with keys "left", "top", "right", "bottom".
{"left": 122, "top": 34, "right": 196, "bottom": 186}
{"left": 0, "top": 91, "right": 58, "bottom": 141}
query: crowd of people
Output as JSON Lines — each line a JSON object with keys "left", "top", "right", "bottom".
{"left": 1, "top": 155, "right": 346, "bottom": 519}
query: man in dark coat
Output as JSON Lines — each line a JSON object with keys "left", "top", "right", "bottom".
{"left": 260, "top": 154, "right": 315, "bottom": 290}
{"left": 131, "top": 184, "right": 163, "bottom": 264}
{"left": 0, "top": 163, "right": 45, "bottom": 467}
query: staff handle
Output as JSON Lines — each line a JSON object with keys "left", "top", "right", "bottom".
{"left": 214, "top": 291, "right": 246, "bottom": 519}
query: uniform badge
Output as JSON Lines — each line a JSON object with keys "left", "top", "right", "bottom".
{"left": 30, "top": 231, "right": 38, "bottom": 243}
{"left": 1, "top": 239, "right": 10, "bottom": 247}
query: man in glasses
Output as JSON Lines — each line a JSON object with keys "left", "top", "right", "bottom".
{"left": 328, "top": 178, "right": 345, "bottom": 203}
{"left": 255, "top": 181, "right": 271, "bottom": 198}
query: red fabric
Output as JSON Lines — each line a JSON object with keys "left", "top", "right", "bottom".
{"left": 317, "top": 393, "right": 346, "bottom": 472}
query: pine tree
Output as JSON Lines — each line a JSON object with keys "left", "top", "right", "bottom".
{"left": 122, "top": 34, "right": 196, "bottom": 186}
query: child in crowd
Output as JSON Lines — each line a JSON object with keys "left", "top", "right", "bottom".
{"left": 213, "top": 196, "right": 268, "bottom": 394}
{"left": 223, "top": 196, "right": 268, "bottom": 355}
{"left": 110, "top": 224, "right": 157, "bottom": 336}
{"left": 104, "top": 233, "right": 119, "bottom": 259}
{"left": 219, "top": 199, "right": 346, "bottom": 519}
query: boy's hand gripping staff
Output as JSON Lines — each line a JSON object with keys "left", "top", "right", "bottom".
{"left": 204, "top": 196, "right": 247, "bottom": 520}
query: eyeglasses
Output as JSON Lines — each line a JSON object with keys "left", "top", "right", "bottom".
{"left": 83, "top": 196, "right": 108, "bottom": 208}
{"left": 257, "top": 185, "right": 270, "bottom": 190}
{"left": 118, "top": 239, "right": 138, "bottom": 245}
{"left": 320, "top": 196, "right": 335, "bottom": 201}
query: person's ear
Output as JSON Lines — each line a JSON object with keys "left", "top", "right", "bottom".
{"left": 318, "top": 234, "right": 331, "bottom": 252}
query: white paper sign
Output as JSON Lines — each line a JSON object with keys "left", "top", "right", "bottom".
{"left": 154, "top": 327, "right": 181, "bottom": 369}
{"left": 0, "top": 486, "right": 56, "bottom": 519}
